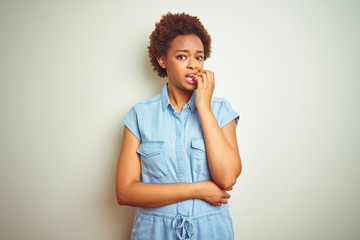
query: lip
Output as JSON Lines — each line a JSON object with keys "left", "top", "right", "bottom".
{"left": 186, "top": 78, "right": 198, "bottom": 85}
{"left": 185, "top": 72, "right": 197, "bottom": 78}
{"left": 185, "top": 72, "right": 198, "bottom": 84}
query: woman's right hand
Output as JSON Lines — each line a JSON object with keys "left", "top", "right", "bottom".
{"left": 197, "top": 181, "right": 232, "bottom": 206}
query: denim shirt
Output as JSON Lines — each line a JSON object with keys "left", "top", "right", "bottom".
{"left": 123, "top": 83, "right": 239, "bottom": 239}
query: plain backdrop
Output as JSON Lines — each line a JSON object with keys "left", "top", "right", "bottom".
{"left": 0, "top": 0, "right": 359, "bottom": 239}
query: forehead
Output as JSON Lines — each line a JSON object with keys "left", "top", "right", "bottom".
{"left": 167, "top": 34, "right": 204, "bottom": 52}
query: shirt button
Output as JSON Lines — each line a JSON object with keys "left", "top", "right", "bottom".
{"left": 184, "top": 116, "right": 187, "bottom": 119}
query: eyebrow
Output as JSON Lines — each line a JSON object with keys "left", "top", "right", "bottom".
{"left": 175, "top": 49, "right": 204, "bottom": 54}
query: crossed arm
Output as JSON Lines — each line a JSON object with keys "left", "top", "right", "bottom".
{"left": 115, "top": 119, "right": 241, "bottom": 208}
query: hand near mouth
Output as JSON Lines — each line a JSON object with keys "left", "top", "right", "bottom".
{"left": 194, "top": 70, "right": 215, "bottom": 112}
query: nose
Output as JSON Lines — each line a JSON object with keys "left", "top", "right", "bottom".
{"left": 187, "top": 57, "right": 197, "bottom": 70}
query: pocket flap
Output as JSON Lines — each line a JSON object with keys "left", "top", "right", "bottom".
{"left": 191, "top": 138, "right": 206, "bottom": 151}
{"left": 137, "top": 142, "right": 164, "bottom": 157}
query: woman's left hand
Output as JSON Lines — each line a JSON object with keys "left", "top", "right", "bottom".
{"left": 194, "top": 69, "right": 215, "bottom": 111}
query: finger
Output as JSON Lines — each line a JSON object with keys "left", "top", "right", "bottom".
{"left": 199, "top": 71, "right": 207, "bottom": 86}
{"left": 211, "top": 71, "right": 215, "bottom": 85}
{"left": 199, "top": 70, "right": 214, "bottom": 86}
{"left": 201, "top": 72, "right": 209, "bottom": 86}
{"left": 195, "top": 71, "right": 204, "bottom": 80}
{"left": 195, "top": 71, "right": 204, "bottom": 82}
{"left": 196, "top": 71, "right": 207, "bottom": 81}
{"left": 205, "top": 70, "right": 212, "bottom": 83}
{"left": 221, "top": 198, "right": 228, "bottom": 204}
{"left": 225, "top": 193, "right": 231, "bottom": 199}
{"left": 195, "top": 75, "right": 203, "bottom": 87}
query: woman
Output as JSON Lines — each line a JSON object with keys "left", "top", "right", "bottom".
{"left": 116, "top": 12, "right": 242, "bottom": 240}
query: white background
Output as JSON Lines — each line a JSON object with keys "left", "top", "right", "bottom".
{"left": 1, "top": 0, "right": 359, "bottom": 239}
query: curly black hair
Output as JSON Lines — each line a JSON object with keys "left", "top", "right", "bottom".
{"left": 148, "top": 12, "right": 212, "bottom": 78}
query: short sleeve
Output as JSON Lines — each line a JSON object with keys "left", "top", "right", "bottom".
{"left": 213, "top": 98, "right": 240, "bottom": 129}
{"left": 122, "top": 107, "right": 141, "bottom": 141}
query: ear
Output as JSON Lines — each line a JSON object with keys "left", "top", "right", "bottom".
{"left": 156, "top": 56, "right": 166, "bottom": 69}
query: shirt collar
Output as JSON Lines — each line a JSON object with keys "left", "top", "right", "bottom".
{"left": 161, "top": 83, "right": 171, "bottom": 111}
{"left": 161, "top": 82, "right": 197, "bottom": 113}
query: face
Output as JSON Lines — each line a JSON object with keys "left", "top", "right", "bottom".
{"left": 157, "top": 34, "right": 205, "bottom": 93}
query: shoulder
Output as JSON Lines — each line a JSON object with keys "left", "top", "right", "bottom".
{"left": 210, "top": 96, "right": 239, "bottom": 128}
{"left": 123, "top": 92, "right": 162, "bottom": 128}
{"left": 211, "top": 96, "right": 230, "bottom": 103}
{"left": 130, "top": 93, "right": 162, "bottom": 112}
{"left": 211, "top": 96, "right": 233, "bottom": 110}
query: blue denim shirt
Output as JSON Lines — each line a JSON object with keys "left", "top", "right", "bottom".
{"left": 123, "top": 83, "right": 239, "bottom": 240}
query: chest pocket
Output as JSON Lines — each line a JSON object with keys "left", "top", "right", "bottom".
{"left": 191, "top": 138, "right": 210, "bottom": 178}
{"left": 137, "top": 142, "right": 169, "bottom": 179}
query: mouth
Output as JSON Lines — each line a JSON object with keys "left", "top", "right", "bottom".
{"left": 185, "top": 72, "right": 197, "bottom": 83}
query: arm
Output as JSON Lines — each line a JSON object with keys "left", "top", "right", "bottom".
{"left": 115, "top": 126, "right": 231, "bottom": 208}
{"left": 195, "top": 70, "right": 242, "bottom": 189}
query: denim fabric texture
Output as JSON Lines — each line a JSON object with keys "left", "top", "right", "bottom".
{"left": 123, "top": 83, "right": 239, "bottom": 240}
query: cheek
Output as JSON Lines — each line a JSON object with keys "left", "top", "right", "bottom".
{"left": 197, "top": 61, "right": 204, "bottom": 70}
{"left": 168, "top": 62, "right": 186, "bottom": 74}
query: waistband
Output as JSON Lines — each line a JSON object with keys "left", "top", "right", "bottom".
{"left": 136, "top": 207, "right": 230, "bottom": 240}
{"left": 136, "top": 205, "right": 228, "bottom": 220}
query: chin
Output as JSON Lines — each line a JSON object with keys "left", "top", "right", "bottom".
{"left": 186, "top": 84, "right": 198, "bottom": 91}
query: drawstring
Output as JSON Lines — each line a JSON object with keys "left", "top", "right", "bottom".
{"left": 172, "top": 215, "right": 194, "bottom": 239}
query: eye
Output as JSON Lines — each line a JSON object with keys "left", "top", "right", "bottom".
{"left": 196, "top": 56, "right": 204, "bottom": 61}
{"left": 176, "top": 55, "right": 187, "bottom": 60}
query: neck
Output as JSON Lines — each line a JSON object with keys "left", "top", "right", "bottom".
{"left": 167, "top": 83, "right": 192, "bottom": 114}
